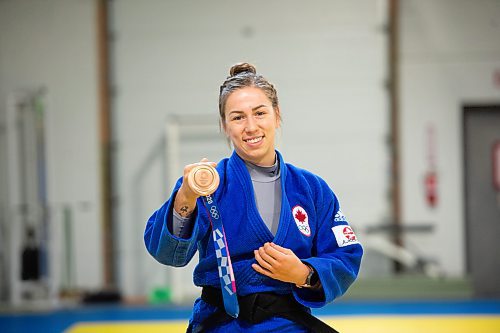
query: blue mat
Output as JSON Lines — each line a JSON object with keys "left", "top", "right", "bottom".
{"left": 1, "top": 299, "right": 499, "bottom": 333}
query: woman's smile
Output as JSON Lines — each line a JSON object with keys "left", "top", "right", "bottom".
{"left": 223, "top": 87, "right": 280, "bottom": 166}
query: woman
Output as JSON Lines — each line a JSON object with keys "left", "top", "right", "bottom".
{"left": 144, "top": 63, "right": 363, "bottom": 332}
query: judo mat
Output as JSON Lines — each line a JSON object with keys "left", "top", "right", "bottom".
{"left": 66, "top": 315, "right": 500, "bottom": 333}
{"left": 1, "top": 299, "right": 499, "bottom": 333}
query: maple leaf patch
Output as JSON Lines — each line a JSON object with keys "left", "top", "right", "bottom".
{"left": 292, "top": 205, "right": 311, "bottom": 237}
{"left": 295, "top": 209, "right": 307, "bottom": 223}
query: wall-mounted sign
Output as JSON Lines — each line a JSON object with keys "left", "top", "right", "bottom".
{"left": 493, "top": 140, "right": 500, "bottom": 191}
{"left": 425, "top": 124, "right": 438, "bottom": 208}
{"left": 494, "top": 70, "right": 500, "bottom": 89}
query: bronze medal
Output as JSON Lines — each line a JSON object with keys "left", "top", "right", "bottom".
{"left": 187, "top": 163, "right": 220, "bottom": 196}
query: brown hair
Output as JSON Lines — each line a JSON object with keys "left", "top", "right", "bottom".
{"left": 218, "top": 63, "right": 280, "bottom": 124}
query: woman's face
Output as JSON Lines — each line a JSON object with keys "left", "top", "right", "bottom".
{"left": 223, "top": 87, "right": 280, "bottom": 166}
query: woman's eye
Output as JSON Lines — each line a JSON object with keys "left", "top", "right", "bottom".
{"left": 255, "top": 111, "right": 266, "bottom": 117}
{"left": 232, "top": 115, "right": 243, "bottom": 121}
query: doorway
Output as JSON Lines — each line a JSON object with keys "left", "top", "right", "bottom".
{"left": 463, "top": 105, "right": 500, "bottom": 297}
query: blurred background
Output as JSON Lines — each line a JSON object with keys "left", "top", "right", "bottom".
{"left": 0, "top": 0, "right": 499, "bottom": 332}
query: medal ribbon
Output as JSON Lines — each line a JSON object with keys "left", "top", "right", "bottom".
{"left": 201, "top": 194, "right": 239, "bottom": 318}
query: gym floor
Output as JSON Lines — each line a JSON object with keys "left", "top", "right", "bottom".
{"left": 1, "top": 299, "right": 499, "bottom": 333}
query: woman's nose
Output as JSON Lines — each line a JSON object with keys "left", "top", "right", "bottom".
{"left": 244, "top": 117, "right": 257, "bottom": 132}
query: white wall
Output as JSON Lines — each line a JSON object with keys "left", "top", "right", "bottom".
{"left": 111, "top": 0, "right": 389, "bottom": 298}
{"left": 3, "top": 0, "right": 497, "bottom": 301}
{"left": 0, "top": 0, "right": 102, "bottom": 291}
{"left": 400, "top": 0, "right": 500, "bottom": 276}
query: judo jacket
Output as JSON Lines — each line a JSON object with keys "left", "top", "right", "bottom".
{"left": 144, "top": 150, "right": 363, "bottom": 332}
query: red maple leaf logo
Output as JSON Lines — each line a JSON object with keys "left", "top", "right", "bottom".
{"left": 295, "top": 209, "right": 307, "bottom": 223}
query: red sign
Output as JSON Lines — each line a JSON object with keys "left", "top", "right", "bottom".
{"left": 493, "top": 141, "right": 500, "bottom": 191}
{"left": 494, "top": 70, "right": 500, "bottom": 89}
{"left": 425, "top": 171, "right": 438, "bottom": 207}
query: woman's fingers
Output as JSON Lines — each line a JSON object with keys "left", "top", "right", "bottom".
{"left": 253, "top": 243, "right": 287, "bottom": 274}
{"left": 252, "top": 243, "right": 309, "bottom": 285}
{"left": 254, "top": 249, "right": 275, "bottom": 272}
{"left": 269, "top": 242, "right": 291, "bottom": 254}
{"left": 184, "top": 158, "right": 217, "bottom": 176}
{"left": 266, "top": 243, "right": 289, "bottom": 257}
{"left": 261, "top": 243, "right": 285, "bottom": 262}
{"left": 199, "top": 157, "right": 217, "bottom": 168}
{"left": 251, "top": 263, "right": 272, "bottom": 277}
{"left": 182, "top": 158, "right": 217, "bottom": 186}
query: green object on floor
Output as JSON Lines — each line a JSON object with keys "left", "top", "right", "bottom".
{"left": 149, "top": 286, "right": 172, "bottom": 304}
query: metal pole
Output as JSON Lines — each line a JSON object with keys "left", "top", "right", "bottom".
{"left": 388, "top": 0, "right": 403, "bottom": 272}
{"left": 97, "top": 0, "right": 115, "bottom": 288}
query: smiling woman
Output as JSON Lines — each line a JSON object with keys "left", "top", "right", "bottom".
{"left": 144, "top": 63, "right": 363, "bottom": 333}
{"left": 222, "top": 86, "right": 280, "bottom": 166}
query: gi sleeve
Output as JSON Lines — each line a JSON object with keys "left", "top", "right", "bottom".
{"left": 293, "top": 185, "right": 363, "bottom": 308}
{"left": 144, "top": 178, "right": 208, "bottom": 267}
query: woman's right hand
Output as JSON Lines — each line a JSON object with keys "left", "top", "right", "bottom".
{"left": 174, "top": 158, "right": 216, "bottom": 217}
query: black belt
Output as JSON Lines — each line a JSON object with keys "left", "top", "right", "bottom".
{"left": 191, "top": 286, "right": 340, "bottom": 333}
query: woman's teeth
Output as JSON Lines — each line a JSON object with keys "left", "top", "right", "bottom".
{"left": 245, "top": 137, "right": 262, "bottom": 144}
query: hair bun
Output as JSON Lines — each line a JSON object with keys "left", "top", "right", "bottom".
{"left": 229, "top": 62, "right": 257, "bottom": 76}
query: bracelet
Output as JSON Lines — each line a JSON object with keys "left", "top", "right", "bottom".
{"left": 295, "top": 264, "right": 315, "bottom": 288}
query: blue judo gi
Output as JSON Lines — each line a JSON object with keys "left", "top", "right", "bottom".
{"left": 144, "top": 150, "right": 363, "bottom": 332}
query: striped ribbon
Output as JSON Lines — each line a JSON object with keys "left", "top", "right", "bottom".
{"left": 202, "top": 194, "right": 239, "bottom": 318}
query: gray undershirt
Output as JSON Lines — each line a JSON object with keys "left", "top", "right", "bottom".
{"left": 244, "top": 159, "right": 282, "bottom": 235}
{"left": 172, "top": 157, "right": 282, "bottom": 238}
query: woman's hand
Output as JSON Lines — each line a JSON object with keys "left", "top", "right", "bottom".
{"left": 174, "top": 158, "right": 216, "bottom": 217}
{"left": 252, "top": 242, "right": 310, "bottom": 285}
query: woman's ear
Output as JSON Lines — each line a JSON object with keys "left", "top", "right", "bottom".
{"left": 275, "top": 106, "right": 281, "bottom": 128}
{"left": 220, "top": 119, "right": 228, "bottom": 136}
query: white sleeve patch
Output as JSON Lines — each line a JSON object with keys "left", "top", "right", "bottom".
{"left": 332, "top": 225, "right": 359, "bottom": 247}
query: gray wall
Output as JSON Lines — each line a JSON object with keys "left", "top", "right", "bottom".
{"left": 1, "top": 0, "right": 499, "bottom": 300}
{"left": 111, "top": 0, "right": 388, "bottom": 298}
{"left": 0, "top": 0, "right": 102, "bottom": 291}
{"left": 400, "top": 0, "right": 500, "bottom": 276}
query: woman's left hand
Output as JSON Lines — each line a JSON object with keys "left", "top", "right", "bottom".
{"left": 252, "top": 242, "right": 310, "bottom": 285}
